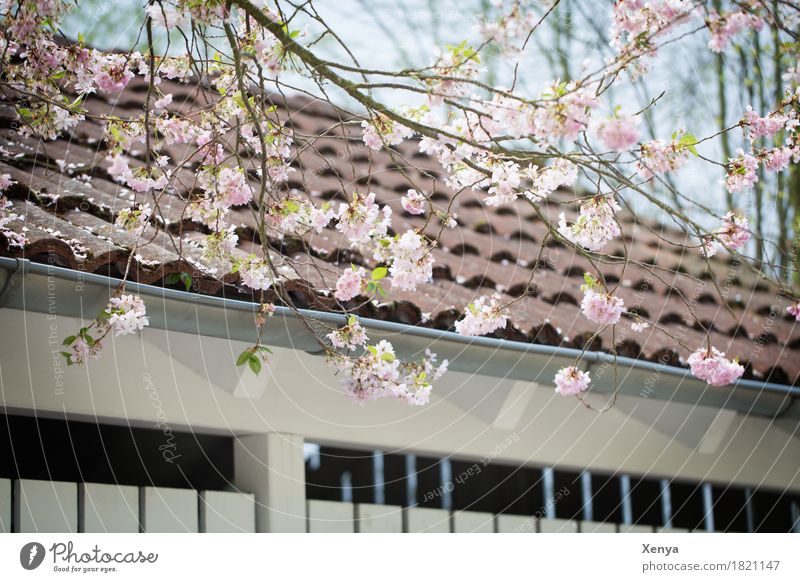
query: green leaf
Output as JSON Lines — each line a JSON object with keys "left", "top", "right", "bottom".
{"left": 678, "top": 133, "right": 699, "bottom": 157}
{"left": 381, "top": 352, "right": 395, "bottom": 362}
{"left": 583, "top": 272, "right": 595, "bottom": 287}
{"left": 347, "top": 314, "right": 357, "bottom": 326}
{"left": 248, "top": 354, "right": 262, "bottom": 375}
{"left": 236, "top": 349, "right": 252, "bottom": 367}
{"left": 367, "top": 345, "right": 378, "bottom": 356}
{"left": 284, "top": 200, "right": 300, "bottom": 213}
{"left": 179, "top": 272, "right": 192, "bottom": 292}
{"left": 63, "top": 335, "right": 77, "bottom": 346}
{"left": 256, "top": 345, "right": 272, "bottom": 354}
{"left": 371, "top": 267, "right": 388, "bottom": 281}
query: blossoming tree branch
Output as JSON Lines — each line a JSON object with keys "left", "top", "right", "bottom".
{"left": 0, "top": 0, "right": 798, "bottom": 407}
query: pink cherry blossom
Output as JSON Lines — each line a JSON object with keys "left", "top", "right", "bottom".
{"left": 93, "top": 53, "right": 135, "bottom": 93}
{"left": 687, "top": 346, "right": 744, "bottom": 387}
{"left": 707, "top": 10, "right": 764, "bottom": 54}
{"left": 581, "top": 284, "right": 625, "bottom": 325}
{"left": 486, "top": 161, "right": 522, "bottom": 206}
{"left": 401, "top": 189, "right": 426, "bottom": 215}
{"left": 238, "top": 258, "right": 277, "bottom": 291}
{"left": 558, "top": 195, "right": 621, "bottom": 252}
{"left": 595, "top": 113, "right": 640, "bottom": 151}
{"left": 554, "top": 366, "right": 591, "bottom": 396}
{"left": 361, "top": 116, "right": 413, "bottom": 151}
{"left": 153, "top": 93, "right": 173, "bottom": 109}
{"left": 115, "top": 203, "right": 152, "bottom": 238}
{"left": 106, "top": 153, "right": 131, "bottom": 182}
{"left": 534, "top": 81, "right": 598, "bottom": 141}
{"left": 336, "top": 192, "right": 391, "bottom": 248}
{"left": 631, "top": 321, "right": 649, "bottom": 333}
{"left": 787, "top": 302, "right": 800, "bottom": 322}
{"left": 454, "top": 294, "right": 508, "bottom": 336}
{"left": 69, "top": 337, "right": 102, "bottom": 365}
{"left": 764, "top": 147, "right": 793, "bottom": 173}
{"left": 701, "top": 212, "right": 750, "bottom": 257}
{"left": 524, "top": 159, "right": 578, "bottom": 202}
{"left": 334, "top": 266, "right": 368, "bottom": 301}
{"left": 636, "top": 137, "right": 691, "bottom": 178}
{"left": 216, "top": 167, "right": 252, "bottom": 207}
{"left": 725, "top": 150, "right": 759, "bottom": 193}
{"left": 331, "top": 340, "right": 446, "bottom": 406}
{"left": 327, "top": 316, "right": 368, "bottom": 351}
{"left": 0, "top": 173, "right": 13, "bottom": 191}
{"left": 378, "top": 230, "right": 434, "bottom": 292}
{"left": 106, "top": 294, "right": 149, "bottom": 336}
{"left": 743, "top": 106, "right": 788, "bottom": 141}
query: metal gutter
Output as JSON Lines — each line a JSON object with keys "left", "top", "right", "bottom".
{"left": 1, "top": 256, "right": 799, "bottom": 418}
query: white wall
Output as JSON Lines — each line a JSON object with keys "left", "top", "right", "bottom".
{"left": 1, "top": 309, "right": 799, "bottom": 492}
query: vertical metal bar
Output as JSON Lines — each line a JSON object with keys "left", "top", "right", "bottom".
{"left": 660, "top": 479, "right": 673, "bottom": 529}
{"left": 340, "top": 471, "right": 353, "bottom": 503}
{"left": 745, "top": 487, "right": 755, "bottom": 533}
{"left": 405, "top": 454, "right": 417, "bottom": 507}
{"left": 790, "top": 499, "right": 799, "bottom": 533}
{"left": 581, "top": 471, "right": 593, "bottom": 522}
{"left": 543, "top": 468, "right": 556, "bottom": 519}
{"left": 620, "top": 475, "right": 633, "bottom": 525}
{"left": 372, "top": 451, "right": 385, "bottom": 505}
{"left": 702, "top": 483, "right": 715, "bottom": 532}
{"left": 440, "top": 458, "right": 453, "bottom": 511}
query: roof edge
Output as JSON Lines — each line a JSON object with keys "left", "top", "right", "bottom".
{"left": 1, "top": 256, "right": 798, "bottom": 419}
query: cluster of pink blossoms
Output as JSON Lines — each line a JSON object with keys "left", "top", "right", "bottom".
{"left": 401, "top": 189, "right": 426, "bottom": 215}
{"left": 378, "top": 231, "right": 434, "bottom": 292}
{"left": 93, "top": 53, "right": 135, "bottom": 93}
{"left": 558, "top": 195, "right": 622, "bottom": 252}
{"left": 424, "top": 44, "right": 480, "bottom": 106}
{"left": 106, "top": 154, "right": 170, "bottom": 194}
{"left": 237, "top": 257, "right": 278, "bottom": 291}
{"left": 106, "top": 294, "right": 149, "bottom": 337}
{"left": 334, "top": 266, "right": 368, "bottom": 302}
{"left": 361, "top": 115, "right": 414, "bottom": 150}
{"left": 764, "top": 147, "right": 794, "bottom": 172}
{"left": 636, "top": 136, "right": 691, "bottom": 178}
{"left": 580, "top": 275, "right": 625, "bottom": 326}
{"left": 610, "top": 0, "right": 693, "bottom": 53}
{"left": 486, "top": 161, "right": 523, "bottom": 207}
{"left": 326, "top": 316, "right": 368, "bottom": 351}
{"left": 336, "top": 192, "right": 391, "bottom": 249}
{"left": 743, "top": 106, "right": 789, "bottom": 141}
{"left": 554, "top": 366, "right": 591, "bottom": 397}
{"left": 331, "top": 341, "right": 448, "bottom": 406}
{"left": 701, "top": 212, "right": 750, "bottom": 257}
{"left": 264, "top": 196, "right": 335, "bottom": 236}
{"left": 534, "top": 81, "right": 598, "bottom": 142}
{"left": 724, "top": 150, "right": 759, "bottom": 194}
{"left": 594, "top": 113, "right": 640, "bottom": 151}
{"left": 687, "top": 346, "right": 744, "bottom": 387}
{"left": 454, "top": 294, "right": 509, "bottom": 336}
{"left": 114, "top": 204, "right": 152, "bottom": 239}
{"left": 707, "top": 9, "right": 764, "bottom": 53}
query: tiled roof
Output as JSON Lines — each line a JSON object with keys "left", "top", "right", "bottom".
{"left": 1, "top": 78, "right": 798, "bottom": 386}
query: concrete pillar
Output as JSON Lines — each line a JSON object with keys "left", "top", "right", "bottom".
{"left": 233, "top": 433, "right": 306, "bottom": 532}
